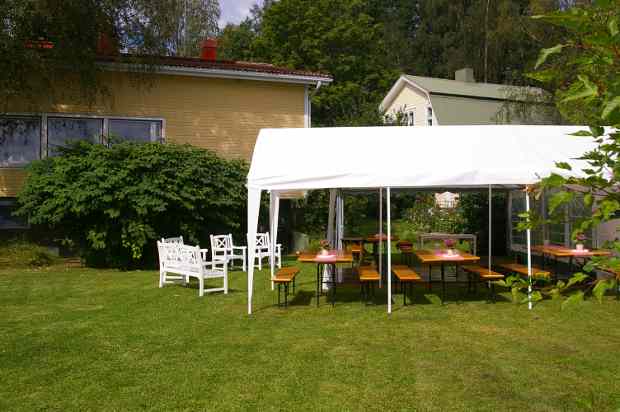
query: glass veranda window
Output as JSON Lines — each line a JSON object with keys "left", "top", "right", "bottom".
{"left": 47, "top": 117, "right": 103, "bottom": 156}
{"left": 0, "top": 116, "right": 41, "bottom": 167}
{"left": 108, "top": 119, "right": 162, "bottom": 143}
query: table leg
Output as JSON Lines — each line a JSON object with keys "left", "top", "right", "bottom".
{"left": 331, "top": 263, "right": 336, "bottom": 307}
{"left": 428, "top": 264, "right": 432, "bottom": 291}
{"left": 316, "top": 264, "right": 320, "bottom": 307}
{"left": 569, "top": 256, "right": 574, "bottom": 275}
{"left": 441, "top": 263, "right": 446, "bottom": 304}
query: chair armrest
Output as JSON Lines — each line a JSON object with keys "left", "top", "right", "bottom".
{"left": 232, "top": 245, "right": 247, "bottom": 252}
{"left": 200, "top": 249, "right": 210, "bottom": 261}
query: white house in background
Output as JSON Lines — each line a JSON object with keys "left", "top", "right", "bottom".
{"left": 381, "top": 68, "right": 557, "bottom": 212}
{"left": 380, "top": 68, "right": 554, "bottom": 126}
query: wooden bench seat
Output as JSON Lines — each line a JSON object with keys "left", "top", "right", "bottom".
{"left": 496, "top": 262, "right": 551, "bottom": 279}
{"left": 392, "top": 265, "right": 422, "bottom": 305}
{"left": 273, "top": 267, "right": 300, "bottom": 308}
{"left": 358, "top": 266, "right": 380, "bottom": 304}
{"left": 462, "top": 265, "right": 505, "bottom": 280}
{"left": 392, "top": 265, "right": 422, "bottom": 281}
{"left": 463, "top": 265, "right": 505, "bottom": 302}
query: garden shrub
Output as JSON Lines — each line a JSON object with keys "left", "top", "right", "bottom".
{"left": 15, "top": 141, "right": 248, "bottom": 268}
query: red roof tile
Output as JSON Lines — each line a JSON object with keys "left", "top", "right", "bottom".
{"left": 98, "top": 53, "right": 332, "bottom": 81}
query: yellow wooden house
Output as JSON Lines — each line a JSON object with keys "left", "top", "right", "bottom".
{"left": 0, "top": 52, "right": 332, "bottom": 227}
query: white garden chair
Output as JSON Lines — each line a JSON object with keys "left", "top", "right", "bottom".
{"left": 210, "top": 234, "right": 247, "bottom": 272}
{"left": 160, "top": 236, "right": 187, "bottom": 284}
{"left": 162, "top": 236, "right": 184, "bottom": 244}
{"left": 253, "top": 232, "right": 281, "bottom": 270}
{"left": 157, "top": 240, "right": 228, "bottom": 297}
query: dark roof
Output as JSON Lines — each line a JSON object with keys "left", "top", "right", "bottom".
{"left": 98, "top": 53, "right": 332, "bottom": 82}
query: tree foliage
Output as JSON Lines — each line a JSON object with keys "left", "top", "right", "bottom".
{"left": 525, "top": 0, "right": 620, "bottom": 305}
{"left": 218, "top": 0, "right": 573, "bottom": 126}
{"left": 0, "top": 0, "right": 220, "bottom": 109}
{"left": 15, "top": 142, "right": 248, "bottom": 268}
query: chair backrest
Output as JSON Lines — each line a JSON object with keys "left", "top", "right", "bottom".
{"left": 255, "top": 232, "right": 270, "bottom": 250}
{"left": 210, "top": 234, "right": 230, "bottom": 264}
{"left": 162, "top": 236, "right": 184, "bottom": 244}
{"left": 157, "top": 241, "right": 202, "bottom": 274}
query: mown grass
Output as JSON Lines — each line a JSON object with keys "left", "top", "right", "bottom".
{"left": 1, "top": 258, "right": 619, "bottom": 411}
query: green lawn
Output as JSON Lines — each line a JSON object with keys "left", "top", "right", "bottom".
{"left": 1, "top": 260, "right": 620, "bottom": 411}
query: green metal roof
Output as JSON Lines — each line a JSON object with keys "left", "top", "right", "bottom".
{"left": 404, "top": 75, "right": 544, "bottom": 101}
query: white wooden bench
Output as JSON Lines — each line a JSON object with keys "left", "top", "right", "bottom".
{"left": 157, "top": 240, "right": 228, "bottom": 297}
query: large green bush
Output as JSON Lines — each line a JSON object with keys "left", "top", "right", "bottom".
{"left": 15, "top": 141, "right": 248, "bottom": 268}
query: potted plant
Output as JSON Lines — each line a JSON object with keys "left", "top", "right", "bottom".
{"left": 444, "top": 238, "right": 457, "bottom": 256}
{"left": 575, "top": 233, "right": 587, "bottom": 250}
{"left": 319, "top": 239, "right": 331, "bottom": 255}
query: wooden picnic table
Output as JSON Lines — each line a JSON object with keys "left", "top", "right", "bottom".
{"left": 532, "top": 245, "right": 611, "bottom": 273}
{"left": 297, "top": 251, "right": 353, "bottom": 307}
{"left": 414, "top": 249, "right": 480, "bottom": 303}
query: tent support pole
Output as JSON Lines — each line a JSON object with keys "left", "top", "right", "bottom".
{"left": 526, "top": 188, "right": 533, "bottom": 310}
{"left": 379, "top": 188, "right": 383, "bottom": 287}
{"left": 387, "top": 187, "right": 392, "bottom": 314}
{"left": 488, "top": 185, "right": 492, "bottom": 271}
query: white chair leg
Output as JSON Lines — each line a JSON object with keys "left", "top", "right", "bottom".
{"left": 159, "top": 270, "right": 165, "bottom": 288}
{"left": 277, "top": 252, "right": 282, "bottom": 269}
{"left": 258, "top": 255, "right": 262, "bottom": 270}
{"left": 199, "top": 276, "right": 204, "bottom": 297}
{"left": 224, "top": 271, "right": 229, "bottom": 294}
{"left": 242, "top": 251, "right": 247, "bottom": 272}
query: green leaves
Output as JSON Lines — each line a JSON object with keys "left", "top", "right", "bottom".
{"left": 534, "top": 44, "right": 565, "bottom": 69}
{"left": 548, "top": 190, "right": 574, "bottom": 214}
{"left": 15, "top": 142, "right": 249, "bottom": 268}
{"left": 608, "top": 17, "right": 618, "bottom": 37}
{"left": 602, "top": 96, "right": 620, "bottom": 119}
{"left": 561, "top": 291, "right": 584, "bottom": 310}
{"left": 592, "top": 278, "right": 617, "bottom": 303}
{"left": 561, "top": 75, "right": 599, "bottom": 103}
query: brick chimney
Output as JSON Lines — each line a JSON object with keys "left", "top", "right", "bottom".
{"left": 455, "top": 68, "right": 475, "bottom": 83}
{"left": 201, "top": 39, "right": 218, "bottom": 61}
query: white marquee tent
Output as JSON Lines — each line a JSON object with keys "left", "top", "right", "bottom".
{"left": 246, "top": 125, "right": 597, "bottom": 314}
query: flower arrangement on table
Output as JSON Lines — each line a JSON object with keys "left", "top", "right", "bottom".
{"left": 318, "top": 239, "right": 331, "bottom": 255}
{"left": 444, "top": 238, "right": 457, "bottom": 256}
{"left": 575, "top": 233, "right": 587, "bottom": 251}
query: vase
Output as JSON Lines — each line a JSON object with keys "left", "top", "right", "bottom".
{"left": 447, "top": 249, "right": 456, "bottom": 256}
{"left": 576, "top": 243, "right": 584, "bottom": 251}
{"left": 320, "top": 249, "right": 329, "bottom": 256}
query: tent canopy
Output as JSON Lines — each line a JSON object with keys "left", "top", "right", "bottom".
{"left": 247, "top": 125, "right": 596, "bottom": 191}
{"left": 246, "top": 125, "right": 598, "bottom": 314}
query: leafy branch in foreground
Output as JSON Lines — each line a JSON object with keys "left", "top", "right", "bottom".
{"left": 519, "top": 1, "right": 620, "bottom": 306}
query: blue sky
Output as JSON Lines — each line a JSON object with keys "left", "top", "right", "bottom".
{"left": 219, "top": 0, "right": 263, "bottom": 27}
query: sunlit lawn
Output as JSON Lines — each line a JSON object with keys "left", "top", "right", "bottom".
{"left": 1, "top": 258, "right": 620, "bottom": 411}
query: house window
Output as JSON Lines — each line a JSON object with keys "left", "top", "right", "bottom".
{"left": 404, "top": 110, "right": 415, "bottom": 126}
{"left": 0, "top": 116, "right": 41, "bottom": 167}
{"left": 108, "top": 119, "right": 162, "bottom": 143}
{"left": 0, "top": 114, "right": 164, "bottom": 165}
{"left": 427, "top": 107, "right": 433, "bottom": 126}
{"left": 47, "top": 117, "right": 104, "bottom": 156}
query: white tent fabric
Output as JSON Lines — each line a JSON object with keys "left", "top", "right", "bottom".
{"left": 246, "top": 125, "right": 596, "bottom": 314}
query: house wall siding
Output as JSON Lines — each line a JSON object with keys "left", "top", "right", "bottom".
{"left": 385, "top": 84, "right": 429, "bottom": 126}
{"left": 1, "top": 71, "right": 306, "bottom": 197}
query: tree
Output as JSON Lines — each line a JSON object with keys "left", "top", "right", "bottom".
{"left": 523, "top": 0, "right": 620, "bottom": 306}
{"left": 0, "top": 0, "right": 220, "bottom": 110}
{"left": 137, "top": 0, "right": 220, "bottom": 57}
